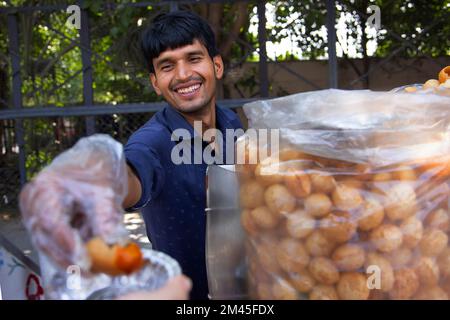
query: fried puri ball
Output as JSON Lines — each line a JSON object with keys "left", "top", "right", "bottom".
{"left": 250, "top": 206, "right": 280, "bottom": 229}
{"left": 442, "top": 277, "right": 450, "bottom": 295}
{"left": 277, "top": 148, "right": 305, "bottom": 161}
{"left": 255, "top": 158, "right": 284, "bottom": 186}
{"left": 357, "top": 197, "right": 385, "bottom": 231}
{"left": 236, "top": 165, "right": 254, "bottom": 182}
{"left": 310, "top": 173, "right": 336, "bottom": 194}
{"left": 419, "top": 229, "right": 448, "bottom": 257}
{"left": 416, "top": 182, "right": 450, "bottom": 209}
{"left": 309, "top": 285, "right": 339, "bottom": 300}
{"left": 332, "top": 184, "right": 363, "bottom": 211}
{"left": 372, "top": 172, "right": 392, "bottom": 182}
{"left": 332, "top": 244, "right": 365, "bottom": 271}
{"left": 392, "top": 167, "right": 417, "bottom": 181}
{"left": 288, "top": 269, "right": 317, "bottom": 293}
{"left": 438, "top": 66, "right": 450, "bottom": 84}
{"left": 285, "top": 209, "right": 316, "bottom": 239}
{"left": 339, "top": 178, "right": 365, "bottom": 189}
{"left": 388, "top": 268, "right": 420, "bottom": 300}
{"left": 336, "top": 272, "right": 370, "bottom": 300}
{"left": 384, "top": 183, "right": 417, "bottom": 221}
{"left": 413, "top": 286, "right": 448, "bottom": 300}
{"left": 440, "top": 80, "right": 450, "bottom": 92}
{"left": 414, "top": 256, "right": 440, "bottom": 286}
{"left": 283, "top": 168, "right": 312, "bottom": 198}
{"left": 438, "top": 248, "right": 450, "bottom": 279}
{"left": 247, "top": 254, "right": 259, "bottom": 273}
{"left": 369, "top": 289, "right": 387, "bottom": 300}
{"left": 399, "top": 216, "right": 423, "bottom": 249}
{"left": 425, "top": 208, "right": 450, "bottom": 232}
{"left": 365, "top": 252, "right": 395, "bottom": 292}
{"left": 240, "top": 209, "right": 259, "bottom": 236}
{"left": 272, "top": 278, "right": 298, "bottom": 300}
{"left": 249, "top": 268, "right": 271, "bottom": 287}
{"left": 256, "top": 241, "right": 282, "bottom": 274}
{"left": 250, "top": 260, "right": 272, "bottom": 284}
{"left": 370, "top": 224, "right": 403, "bottom": 253}
{"left": 235, "top": 136, "right": 259, "bottom": 162}
{"left": 418, "top": 155, "right": 450, "bottom": 180}
{"left": 308, "top": 257, "right": 340, "bottom": 285}
{"left": 239, "top": 180, "right": 265, "bottom": 209}
{"left": 305, "top": 230, "right": 336, "bottom": 257}
{"left": 264, "top": 184, "right": 297, "bottom": 215}
{"left": 235, "top": 138, "right": 259, "bottom": 177}
{"left": 256, "top": 283, "right": 274, "bottom": 299}
{"left": 86, "top": 237, "right": 144, "bottom": 275}
{"left": 423, "top": 79, "right": 441, "bottom": 90}
{"left": 404, "top": 86, "right": 418, "bottom": 93}
{"left": 304, "top": 193, "right": 332, "bottom": 218}
{"left": 385, "top": 247, "right": 413, "bottom": 268}
{"left": 312, "top": 156, "right": 335, "bottom": 168}
{"left": 354, "top": 163, "right": 372, "bottom": 181}
{"left": 276, "top": 238, "right": 310, "bottom": 273}
{"left": 320, "top": 211, "right": 357, "bottom": 244}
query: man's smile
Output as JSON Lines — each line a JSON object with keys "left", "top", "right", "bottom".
{"left": 173, "top": 82, "right": 202, "bottom": 98}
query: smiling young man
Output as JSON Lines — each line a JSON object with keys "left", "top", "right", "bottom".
{"left": 122, "top": 11, "right": 243, "bottom": 299}
{"left": 19, "top": 9, "right": 243, "bottom": 301}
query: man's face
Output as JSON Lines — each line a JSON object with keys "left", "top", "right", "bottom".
{"left": 150, "top": 39, "right": 224, "bottom": 114}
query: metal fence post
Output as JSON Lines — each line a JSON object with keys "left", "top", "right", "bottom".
{"left": 170, "top": 2, "right": 179, "bottom": 12}
{"left": 7, "top": 13, "right": 27, "bottom": 186}
{"left": 326, "top": 0, "right": 338, "bottom": 88}
{"left": 257, "top": 0, "right": 269, "bottom": 97}
{"left": 80, "top": 5, "right": 95, "bottom": 135}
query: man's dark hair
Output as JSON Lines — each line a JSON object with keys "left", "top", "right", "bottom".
{"left": 141, "top": 10, "right": 219, "bottom": 73}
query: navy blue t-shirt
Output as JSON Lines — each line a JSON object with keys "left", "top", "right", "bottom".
{"left": 124, "top": 104, "right": 243, "bottom": 300}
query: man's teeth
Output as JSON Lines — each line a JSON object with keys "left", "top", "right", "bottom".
{"left": 177, "top": 84, "right": 200, "bottom": 94}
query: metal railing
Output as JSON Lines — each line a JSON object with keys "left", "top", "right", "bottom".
{"left": 0, "top": 0, "right": 335, "bottom": 208}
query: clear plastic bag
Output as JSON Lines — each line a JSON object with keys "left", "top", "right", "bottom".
{"left": 238, "top": 89, "right": 450, "bottom": 300}
{"left": 19, "top": 134, "right": 181, "bottom": 299}
{"left": 41, "top": 248, "right": 181, "bottom": 300}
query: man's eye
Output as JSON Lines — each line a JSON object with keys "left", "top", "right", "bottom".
{"left": 161, "top": 65, "right": 173, "bottom": 71}
{"left": 190, "top": 57, "right": 201, "bottom": 62}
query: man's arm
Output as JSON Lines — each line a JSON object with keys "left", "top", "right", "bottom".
{"left": 123, "top": 164, "right": 142, "bottom": 209}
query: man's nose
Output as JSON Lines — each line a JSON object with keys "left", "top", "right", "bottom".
{"left": 175, "top": 61, "right": 192, "bottom": 81}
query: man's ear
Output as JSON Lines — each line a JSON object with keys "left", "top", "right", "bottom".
{"left": 149, "top": 73, "right": 162, "bottom": 95}
{"left": 213, "top": 55, "right": 224, "bottom": 80}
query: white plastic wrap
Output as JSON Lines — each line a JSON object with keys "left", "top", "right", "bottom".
{"left": 19, "top": 134, "right": 129, "bottom": 272}
{"left": 243, "top": 89, "right": 450, "bottom": 166}
{"left": 238, "top": 89, "right": 450, "bottom": 300}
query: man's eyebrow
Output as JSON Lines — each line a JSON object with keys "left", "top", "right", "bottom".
{"left": 186, "top": 50, "right": 205, "bottom": 56}
{"left": 155, "top": 50, "right": 205, "bottom": 67}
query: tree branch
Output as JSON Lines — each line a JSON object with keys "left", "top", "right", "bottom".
{"left": 219, "top": 2, "right": 249, "bottom": 59}
{"left": 207, "top": 3, "right": 224, "bottom": 43}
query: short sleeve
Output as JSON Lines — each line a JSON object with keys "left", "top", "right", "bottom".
{"left": 124, "top": 141, "right": 165, "bottom": 210}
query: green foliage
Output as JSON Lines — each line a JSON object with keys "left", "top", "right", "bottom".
{"left": 270, "top": 0, "right": 328, "bottom": 60}
{"left": 368, "top": 0, "right": 450, "bottom": 58}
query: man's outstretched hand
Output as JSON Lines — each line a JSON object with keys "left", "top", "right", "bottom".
{"left": 19, "top": 134, "right": 129, "bottom": 270}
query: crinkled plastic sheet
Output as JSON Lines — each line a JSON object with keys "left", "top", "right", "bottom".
{"left": 20, "top": 134, "right": 182, "bottom": 300}
{"left": 237, "top": 89, "right": 450, "bottom": 300}
{"left": 41, "top": 249, "right": 181, "bottom": 300}
{"left": 243, "top": 89, "right": 450, "bottom": 166}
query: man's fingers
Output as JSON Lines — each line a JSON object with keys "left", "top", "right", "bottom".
{"left": 19, "top": 175, "right": 84, "bottom": 268}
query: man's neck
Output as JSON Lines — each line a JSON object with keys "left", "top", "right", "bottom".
{"left": 181, "top": 101, "right": 216, "bottom": 134}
